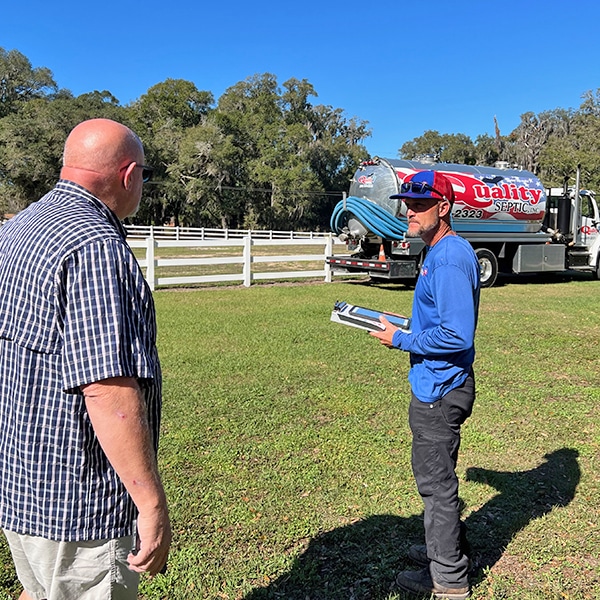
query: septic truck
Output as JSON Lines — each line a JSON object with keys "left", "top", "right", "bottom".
{"left": 326, "top": 157, "right": 600, "bottom": 287}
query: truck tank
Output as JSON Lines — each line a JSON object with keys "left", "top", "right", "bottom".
{"left": 336, "top": 158, "right": 547, "bottom": 237}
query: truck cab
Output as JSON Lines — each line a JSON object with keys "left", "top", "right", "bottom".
{"left": 544, "top": 187, "right": 600, "bottom": 276}
{"left": 578, "top": 190, "right": 600, "bottom": 250}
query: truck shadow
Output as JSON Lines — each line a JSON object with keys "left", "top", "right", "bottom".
{"left": 242, "top": 448, "right": 579, "bottom": 599}
{"left": 493, "top": 271, "right": 594, "bottom": 287}
{"left": 338, "top": 270, "right": 594, "bottom": 290}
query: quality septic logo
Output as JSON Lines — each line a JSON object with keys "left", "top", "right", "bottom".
{"left": 396, "top": 168, "right": 546, "bottom": 218}
{"left": 356, "top": 174, "right": 374, "bottom": 188}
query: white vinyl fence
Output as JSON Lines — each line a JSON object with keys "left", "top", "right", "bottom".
{"left": 128, "top": 234, "right": 338, "bottom": 291}
{"left": 125, "top": 225, "right": 329, "bottom": 241}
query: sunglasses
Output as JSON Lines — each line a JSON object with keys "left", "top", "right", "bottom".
{"left": 400, "top": 180, "right": 445, "bottom": 200}
{"left": 120, "top": 162, "right": 154, "bottom": 183}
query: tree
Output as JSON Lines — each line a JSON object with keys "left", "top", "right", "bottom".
{"left": 132, "top": 79, "right": 213, "bottom": 131}
{"left": 440, "top": 133, "right": 477, "bottom": 165}
{"left": 0, "top": 93, "right": 127, "bottom": 211}
{"left": 0, "top": 50, "right": 368, "bottom": 229}
{"left": 511, "top": 109, "right": 572, "bottom": 174}
{"left": 579, "top": 89, "right": 600, "bottom": 117}
{"left": 171, "top": 118, "right": 247, "bottom": 228}
{"left": 127, "top": 79, "right": 215, "bottom": 225}
{"left": 211, "top": 74, "right": 369, "bottom": 229}
{"left": 399, "top": 131, "right": 476, "bottom": 164}
{"left": 538, "top": 94, "right": 600, "bottom": 189}
{"left": 213, "top": 74, "right": 316, "bottom": 229}
{"left": 400, "top": 130, "right": 442, "bottom": 161}
{"left": 0, "top": 47, "right": 58, "bottom": 118}
{"left": 474, "top": 133, "right": 500, "bottom": 166}
{"left": 297, "top": 103, "right": 369, "bottom": 229}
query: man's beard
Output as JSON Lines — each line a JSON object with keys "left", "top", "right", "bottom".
{"left": 406, "top": 219, "right": 438, "bottom": 239}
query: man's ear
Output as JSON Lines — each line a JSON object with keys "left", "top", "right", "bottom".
{"left": 438, "top": 199, "right": 452, "bottom": 217}
{"left": 122, "top": 162, "right": 136, "bottom": 190}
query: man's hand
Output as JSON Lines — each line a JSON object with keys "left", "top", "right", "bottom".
{"left": 128, "top": 505, "right": 171, "bottom": 576}
{"left": 369, "top": 315, "right": 400, "bottom": 348}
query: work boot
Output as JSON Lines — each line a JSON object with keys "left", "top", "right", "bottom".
{"left": 408, "top": 544, "right": 429, "bottom": 567}
{"left": 395, "top": 567, "right": 470, "bottom": 599}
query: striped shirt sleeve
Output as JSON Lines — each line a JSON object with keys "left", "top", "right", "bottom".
{"left": 60, "top": 239, "right": 158, "bottom": 392}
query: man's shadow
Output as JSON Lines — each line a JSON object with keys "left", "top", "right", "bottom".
{"left": 463, "top": 448, "right": 580, "bottom": 571}
{"left": 242, "top": 448, "right": 579, "bottom": 599}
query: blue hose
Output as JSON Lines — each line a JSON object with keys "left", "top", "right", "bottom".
{"left": 330, "top": 196, "right": 408, "bottom": 240}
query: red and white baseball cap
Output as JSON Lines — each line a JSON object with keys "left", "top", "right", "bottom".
{"left": 391, "top": 170, "right": 455, "bottom": 204}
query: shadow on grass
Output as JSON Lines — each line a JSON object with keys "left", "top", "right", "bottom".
{"left": 490, "top": 271, "right": 594, "bottom": 287}
{"left": 465, "top": 448, "right": 580, "bottom": 572}
{"left": 338, "top": 269, "right": 594, "bottom": 290}
{"left": 243, "top": 448, "right": 580, "bottom": 599}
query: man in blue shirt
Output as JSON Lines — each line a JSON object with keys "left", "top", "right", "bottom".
{"left": 371, "top": 170, "right": 480, "bottom": 599}
{"left": 0, "top": 119, "right": 171, "bottom": 599}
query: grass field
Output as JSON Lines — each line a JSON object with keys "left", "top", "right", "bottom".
{"left": 1, "top": 274, "right": 599, "bottom": 599}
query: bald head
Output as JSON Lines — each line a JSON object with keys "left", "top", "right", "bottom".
{"left": 63, "top": 118, "right": 143, "bottom": 172}
{"left": 60, "top": 119, "right": 147, "bottom": 219}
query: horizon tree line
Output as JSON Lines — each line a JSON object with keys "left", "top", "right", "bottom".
{"left": 1, "top": 47, "right": 599, "bottom": 230}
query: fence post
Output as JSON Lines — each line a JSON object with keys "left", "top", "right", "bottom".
{"left": 243, "top": 235, "right": 252, "bottom": 287}
{"left": 324, "top": 234, "right": 333, "bottom": 283}
{"left": 146, "top": 233, "right": 157, "bottom": 291}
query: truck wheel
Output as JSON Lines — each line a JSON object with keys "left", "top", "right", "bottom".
{"left": 475, "top": 248, "right": 498, "bottom": 287}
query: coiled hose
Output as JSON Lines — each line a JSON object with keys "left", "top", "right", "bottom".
{"left": 330, "top": 196, "right": 408, "bottom": 240}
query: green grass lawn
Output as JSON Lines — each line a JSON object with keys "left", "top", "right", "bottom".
{"left": 1, "top": 274, "right": 599, "bottom": 599}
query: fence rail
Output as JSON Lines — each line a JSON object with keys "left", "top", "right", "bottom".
{"left": 128, "top": 234, "right": 342, "bottom": 290}
{"left": 125, "top": 225, "right": 329, "bottom": 241}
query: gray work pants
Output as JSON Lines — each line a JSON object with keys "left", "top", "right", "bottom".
{"left": 408, "top": 371, "right": 474, "bottom": 588}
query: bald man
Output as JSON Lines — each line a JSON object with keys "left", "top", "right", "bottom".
{"left": 0, "top": 119, "right": 171, "bottom": 599}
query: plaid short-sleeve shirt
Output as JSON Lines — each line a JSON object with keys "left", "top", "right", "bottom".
{"left": 0, "top": 180, "right": 162, "bottom": 541}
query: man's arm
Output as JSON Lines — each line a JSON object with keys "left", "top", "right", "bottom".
{"left": 82, "top": 376, "right": 171, "bottom": 576}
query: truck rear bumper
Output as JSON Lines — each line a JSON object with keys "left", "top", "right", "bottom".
{"left": 326, "top": 256, "right": 418, "bottom": 279}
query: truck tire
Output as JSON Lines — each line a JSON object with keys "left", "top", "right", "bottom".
{"left": 475, "top": 248, "right": 498, "bottom": 288}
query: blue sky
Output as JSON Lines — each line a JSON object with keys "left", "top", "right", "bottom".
{"left": 2, "top": 0, "right": 599, "bottom": 158}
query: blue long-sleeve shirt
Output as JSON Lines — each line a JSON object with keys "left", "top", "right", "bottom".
{"left": 392, "top": 235, "right": 480, "bottom": 402}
